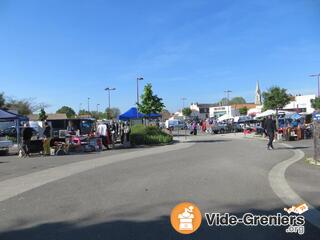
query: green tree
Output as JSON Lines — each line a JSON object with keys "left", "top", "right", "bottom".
{"left": 5, "top": 99, "right": 33, "bottom": 115}
{"left": 262, "top": 86, "right": 291, "bottom": 127}
{"left": 239, "top": 106, "right": 248, "bottom": 115}
{"left": 311, "top": 97, "right": 320, "bottom": 164}
{"left": 138, "top": 83, "right": 165, "bottom": 115}
{"left": 106, "top": 107, "right": 121, "bottom": 119}
{"left": 311, "top": 97, "right": 320, "bottom": 110}
{"left": 0, "top": 92, "right": 5, "bottom": 108}
{"left": 161, "top": 109, "right": 171, "bottom": 120}
{"left": 218, "top": 97, "right": 229, "bottom": 105}
{"left": 230, "top": 97, "right": 246, "bottom": 104}
{"left": 78, "top": 109, "right": 91, "bottom": 116}
{"left": 4, "top": 97, "right": 47, "bottom": 115}
{"left": 182, "top": 108, "right": 192, "bottom": 117}
{"left": 38, "top": 108, "right": 48, "bottom": 121}
{"left": 56, "top": 106, "right": 76, "bottom": 118}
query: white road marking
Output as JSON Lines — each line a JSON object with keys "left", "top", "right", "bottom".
{"left": 269, "top": 143, "right": 320, "bottom": 229}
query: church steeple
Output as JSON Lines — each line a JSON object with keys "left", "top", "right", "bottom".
{"left": 255, "top": 81, "right": 262, "bottom": 105}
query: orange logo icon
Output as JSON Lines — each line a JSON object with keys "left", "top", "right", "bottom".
{"left": 170, "top": 202, "right": 202, "bottom": 234}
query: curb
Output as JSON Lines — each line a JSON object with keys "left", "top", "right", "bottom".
{"left": 268, "top": 142, "right": 320, "bottom": 229}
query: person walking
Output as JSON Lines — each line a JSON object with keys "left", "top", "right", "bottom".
{"left": 22, "top": 123, "right": 33, "bottom": 157}
{"left": 192, "top": 121, "right": 197, "bottom": 135}
{"left": 264, "top": 115, "right": 276, "bottom": 150}
{"left": 42, "top": 122, "right": 51, "bottom": 155}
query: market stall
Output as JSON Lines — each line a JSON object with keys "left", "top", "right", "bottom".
{"left": 47, "top": 117, "right": 102, "bottom": 154}
{"left": 0, "top": 109, "right": 28, "bottom": 149}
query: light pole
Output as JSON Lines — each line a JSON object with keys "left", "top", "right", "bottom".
{"left": 136, "top": 77, "right": 144, "bottom": 105}
{"left": 87, "top": 97, "right": 90, "bottom": 112}
{"left": 181, "top": 97, "right": 187, "bottom": 110}
{"left": 224, "top": 90, "right": 232, "bottom": 105}
{"left": 310, "top": 73, "right": 320, "bottom": 97}
{"left": 96, "top": 103, "right": 100, "bottom": 113}
{"left": 105, "top": 87, "right": 116, "bottom": 119}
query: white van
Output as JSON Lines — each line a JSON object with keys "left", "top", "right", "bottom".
{"left": 165, "top": 119, "right": 186, "bottom": 130}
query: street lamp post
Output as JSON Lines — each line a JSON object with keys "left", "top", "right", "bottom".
{"left": 105, "top": 87, "right": 116, "bottom": 119}
{"left": 136, "top": 77, "right": 144, "bottom": 105}
{"left": 96, "top": 103, "right": 100, "bottom": 113}
{"left": 136, "top": 77, "right": 144, "bottom": 120}
{"left": 87, "top": 97, "right": 90, "bottom": 112}
{"left": 181, "top": 97, "right": 187, "bottom": 110}
{"left": 310, "top": 73, "right": 320, "bottom": 97}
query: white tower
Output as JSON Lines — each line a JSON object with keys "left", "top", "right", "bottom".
{"left": 255, "top": 81, "right": 262, "bottom": 105}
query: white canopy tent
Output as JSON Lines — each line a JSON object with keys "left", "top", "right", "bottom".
{"left": 255, "top": 110, "right": 276, "bottom": 119}
{"left": 218, "top": 114, "right": 234, "bottom": 122}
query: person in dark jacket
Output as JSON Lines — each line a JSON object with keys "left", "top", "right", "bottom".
{"left": 263, "top": 115, "right": 276, "bottom": 150}
{"left": 22, "top": 123, "right": 33, "bottom": 156}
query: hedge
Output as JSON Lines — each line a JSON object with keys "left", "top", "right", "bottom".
{"left": 130, "top": 125, "right": 173, "bottom": 145}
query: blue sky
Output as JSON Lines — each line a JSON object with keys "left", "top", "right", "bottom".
{"left": 1, "top": 0, "right": 320, "bottom": 113}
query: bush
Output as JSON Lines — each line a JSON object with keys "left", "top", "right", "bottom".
{"left": 130, "top": 124, "right": 173, "bottom": 145}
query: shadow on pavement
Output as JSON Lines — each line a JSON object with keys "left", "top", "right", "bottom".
{"left": 1, "top": 208, "right": 319, "bottom": 240}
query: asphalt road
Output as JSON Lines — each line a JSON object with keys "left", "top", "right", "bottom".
{"left": 0, "top": 135, "right": 319, "bottom": 240}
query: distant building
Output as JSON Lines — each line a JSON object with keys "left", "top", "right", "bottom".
{"left": 190, "top": 103, "right": 218, "bottom": 119}
{"left": 255, "top": 81, "right": 262, "bottom": 105}
{"left": 231, "top": 103, "right": 257, "bottom": 111}
{"left": 209, "top": 106, "right": 239, "bottom": 118}
{"left": 283, "top": 94, "right": 315, "bottom": 114}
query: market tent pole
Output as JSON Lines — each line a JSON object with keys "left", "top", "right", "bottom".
{"left": 16, "top": 119, "right": 20, "bottom": 147}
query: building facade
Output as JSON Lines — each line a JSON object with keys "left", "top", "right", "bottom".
{"left": 283, "top": 94, "right": 315, "bottom": 114}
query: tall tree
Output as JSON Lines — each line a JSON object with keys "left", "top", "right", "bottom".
{"left": 161, "top": 109, "right": 171, "bottom": 120}
{"left": 105, "top": 107, "right": 121, "bottom": 119}
{"left": 138, "top": 83, "right": 165, "bottom": 114}
{"left": 0, "top": 92, "right": 5, "bottom": 108}
{"left": 239, "top": 106, "right": 248, "bottom": 115}
{"left": 182, "top": 108, "right": 192, "bottom": 117}
{"left": 311, "top": 97, "right": 320, "bottom": 164}
{"left": 262, "top": 86, "right": 291, "bottom": 127}
{"left": 38, "top": 108, "right": 48, "bottom": 121}
{"left": 230, "top": 97, "right": 246, "bottom": 104}
{"left": 218, "top": 97, "right": 229, "bottom": 106}
{"left": 4, "top": 97, "right": 47, "bottom": 115}
{"left": 56, "top": 106, "right": 76, "bottom": 118}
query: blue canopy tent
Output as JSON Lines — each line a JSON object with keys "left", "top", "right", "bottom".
{"left": 0, "top": 109, "right": 28, "bottom": 121}
{"left": 118, "top": 107, "right": 145, "bottom": 121}
{"left": 145, "top": 113, "right": 161, "bottom": 118}
{"left": 0, "top": 109, "right": 28, "bottom": 146}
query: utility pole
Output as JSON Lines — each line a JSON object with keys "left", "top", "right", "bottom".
{"left": 181, "top": 97, "right": 187, "bottom": 110}
{"left": 224, "top": 90, "right": 232, "bottom": 105}
{"left": 310, "top": 73, "right": 320, "bottom": 97}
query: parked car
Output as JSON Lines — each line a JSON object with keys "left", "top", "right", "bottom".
{"left": 2, "top": 126, "right": 17, "bottom": 137}
{"left": 211, "top": 124, "right": 228, "bottom": 134}
{"left": 0, "top": 139, "right": 12, "bottom": 155}
{"left": 0, "top": 126, "right": 38, "bottom": 138}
